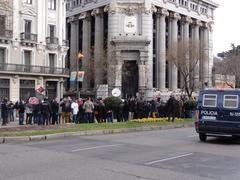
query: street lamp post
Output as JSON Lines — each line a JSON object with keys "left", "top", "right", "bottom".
{"left": 76, "top": 52, "right": 84, "bottom": 99}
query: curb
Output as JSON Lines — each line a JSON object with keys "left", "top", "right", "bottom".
{"left": 0, "top": 123, "right": 194, "bottom": 144}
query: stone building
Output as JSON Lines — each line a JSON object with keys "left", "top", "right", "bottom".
{"left": 66, "top": 0, "right": 218, "bottom": 99}
{"left": 0, "top": 0, "right": 69, "bottom": 101}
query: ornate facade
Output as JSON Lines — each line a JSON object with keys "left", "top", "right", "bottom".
{"left": 66, "top": 0, "right": 218, "bottom": 99}
{"left": 0, "top": 0, "right": 69, "bottom": 101}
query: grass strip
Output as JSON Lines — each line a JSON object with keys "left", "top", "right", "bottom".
{"left": 0, "top": 119, "right": 194, "bottom": 137}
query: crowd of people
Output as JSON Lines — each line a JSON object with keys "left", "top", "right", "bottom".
{"left": 0, "top": 94, "right": 195, "bottom": 126}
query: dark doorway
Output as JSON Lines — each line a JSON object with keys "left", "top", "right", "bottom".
{"left": 122, "top": 61, "right": 138, "bottom": 99}
{"left": 46, "top": 81, "right": 57, "bottom": 100}
{"left": 20, "top": 80, "right": 35, "bottom": 101}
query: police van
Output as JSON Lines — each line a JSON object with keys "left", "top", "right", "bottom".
{"left": 195, "top": 89, "right": 240, "bottom": 141}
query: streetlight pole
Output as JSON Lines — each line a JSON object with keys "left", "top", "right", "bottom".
{"left": 76, "top": 52, "right": 84, "bottom": 99}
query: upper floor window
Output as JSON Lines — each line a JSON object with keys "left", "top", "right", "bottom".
{"left": 49, "top": 25, "right": 56, "bottom": 37}
{"left": 23, "top": 0, "right": 32, "bottom": 4}
{"left": 0, "top": 48, "right": 6, "bottom": 64}
{"left": 190, "top": 3, "right": 198, "bottom": 11}
{"left": 0, "top": 15, "right": 6, "bottom": 35}
{"left": 48, "top": 0, "right": 56, "bottom": 10}
{"left": 179, "top": 0, "right": 188, "bottom": 7}
{"left": 24, "top": 20, "right": 32, "bottom": 33}
{"left": 200, "top": 6, "right": 208, "bottom": 14}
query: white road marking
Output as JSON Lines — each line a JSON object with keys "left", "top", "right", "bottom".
{"left": 71, "top": 144, "right": 123, "bottom": 152}
{"left": 188, "top": 135, "right": 198, "bottom": 138}
{"left": 145, "top": 153, "right": 193, "bottom": 165}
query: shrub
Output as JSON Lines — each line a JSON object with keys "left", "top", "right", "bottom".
{"left": 103, "top": 96, "right": 122, "bottom": 111}
{"left": 184, "top": 100, "right": 197, "bottom": 111}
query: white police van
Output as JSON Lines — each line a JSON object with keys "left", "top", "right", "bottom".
{"left": 195, "top": 89, "right": 240, "bottom": 141}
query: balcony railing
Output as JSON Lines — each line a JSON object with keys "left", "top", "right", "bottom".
{"left": 20, "top": 32, "right": 37, "bottom": 42}
{"left": 46, "top": 37, "right": 59, "bottom": 45}
{"left": 62, "top": 40, "right": 69, "bottom": 47}
{"left": 0, "top": 29, "right": 13, "bottom": 39}
{"left": 0, "top": 63, "right": 69, "bottom": 76}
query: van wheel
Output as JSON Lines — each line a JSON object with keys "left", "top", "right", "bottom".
{"left": 199, "top": 133, "right": 207, "bottom": 142}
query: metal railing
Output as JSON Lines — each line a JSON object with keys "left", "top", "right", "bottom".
{"left": 20, "top": 32, "right": 37, "bottom": 42}
{"left": 0, "top": 63, "right": 69, "bottom": 75}
{"left": 46, "top": 37, "right": 59, "bottom": 44}
{"left": 0, "top": 29, "right": 13, "bottom": 39}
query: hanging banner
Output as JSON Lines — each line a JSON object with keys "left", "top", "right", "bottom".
{"left": 36, "top": 86, "right": 45, "bottom": 94}
{"left": 70, "top": 71, "right": 77, "bottom": 81}
{"left": 77, "top": 71, "right": 85, "bottom": 82}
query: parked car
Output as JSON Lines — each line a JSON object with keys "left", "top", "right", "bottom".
{"left": 195, "top": 89, "right": 240, "bottom": 141}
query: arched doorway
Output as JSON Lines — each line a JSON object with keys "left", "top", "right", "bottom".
{"left": 122, "top": 61, "right": 138, "bottom": 99}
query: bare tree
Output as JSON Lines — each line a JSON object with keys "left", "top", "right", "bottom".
{"left": 167, "top": 41, "right": 205, "bottom": 98}
{"left": 216, "top": 44, "right": 240, "bottom": 88}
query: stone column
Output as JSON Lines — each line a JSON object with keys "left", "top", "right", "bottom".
{"left": 193, "top": 20, "right": 202, "bottom": 89}
{"left": 82, "top": 12, "right": 91, "bottom": 90}
{"left": 105, "top": 4, "right": 119, "bottom": 93}
{"left": 169, "top": 13, "right": 181, "bottom": 91}
{"left": 202, "top": 23, "right": 209, "bottom": 87}
{"left": 58, "top": 0, "right": 63, "bottom": 46}
{"left": 156, "top": 9, "right": 169, "bottom": 91}
{"left": 114, "top": 51, "right": 122, "bottom": 91}
{"left": 92, "top": 8, "right": 104, "bottom": 88}
{"left": 141, "top": 6, "right": 155, "bottom": 99}
{"left": 69, "top": 19, "right": 79, "bottom": 90}
{"left": 139, "top": 51, "right": 148, "bottom": 98}
{"left": 208, "top": 22, "right": 214, "bottom": 87}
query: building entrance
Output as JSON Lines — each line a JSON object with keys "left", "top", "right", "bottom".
{"left": 122, "top": 61, "right": 138, "bottom": 99}
{"left": 46, "top": 81, "right": 57, "bottom": 100}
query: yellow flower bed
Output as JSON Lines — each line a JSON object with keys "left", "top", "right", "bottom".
{"left": 129, "top": 118, "right": 185, "bottom": 123}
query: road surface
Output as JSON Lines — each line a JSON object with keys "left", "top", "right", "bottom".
{"left": 0, "top": 127, "right": 240, "bottom": 180}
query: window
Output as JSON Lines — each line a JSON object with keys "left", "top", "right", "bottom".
{"left": 223, "top": 95, "right": 238, "bottom": 109}
{"left": 24, "top": 50, "right": 31, "bottom": 72}
{"left": 0, "top": 79, "right": 10, "bottom": 100}
{"left": 49, "top": 54, "right": 55, "bottom": 67}
{"left": 0, "top": 15, "right": 6, "bottom": 36}
{"left": 20, "top": 80, "right": 35, "bottom": 101}
{"left": 24, "top": 50, "right": 31, "bottom": 65}
{"left": 48, "top": 0, "right": 56, "bottom": 10}
{"left": 49, "top": 54, "right": 55, "bottom": 73}
{"left": 200, "top": 7, "right": 207, "bottom": 14}
{"left": 203, "top": 94, "right": 217, "bottom": 107}
{"left": 24, "top": 20, "right": 31, "bottom": 33}
{"left": 0, "top": 48, "right": 6, "bottom": 64}
{"left": 179, "top": 0, "right": 188, "bottom": 7}
{"left": 190, "top": 3, "right": 198, "bottom": 11}
{"left": 23, "top": 0, "right": 32, "bottom": 4}
{"left": 49, "top": 25, "right": 55, "bottom": 37}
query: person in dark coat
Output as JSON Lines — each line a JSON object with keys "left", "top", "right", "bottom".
{"left": 166, "top": 94, "right": 178, "bottom": 122}
{"left": 51, "top": 97, "right": 59, "bottom": 125}
{"left": 137, "top": 97, "right": 145, "bottom": 119}
{"left": 122, "top": 100, "right": 129, "bottom": 122}
{"left": 41, "top": 98, "right": 51, "bottom": 125}
{"left": 18, "top": 100, "right": 25, "bottom": 125}
{"left": 33, "top": 102, "right": 42, "bottom": 125}
{"left": 98, "top": 100, "right": 106, "bottom": 123}
{"left": 1, "top": 98, "right": 8, "bottom": 126}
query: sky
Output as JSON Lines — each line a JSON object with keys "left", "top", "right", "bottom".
{"left": 213, "top": 0, "right": 240, "bottom": 55}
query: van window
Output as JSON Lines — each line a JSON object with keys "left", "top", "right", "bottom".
{"left": 203, "top": 94, "right": 217, "bottom": 107}
{"left": 223, "top": 95, "right": 239, "bottom": 109}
